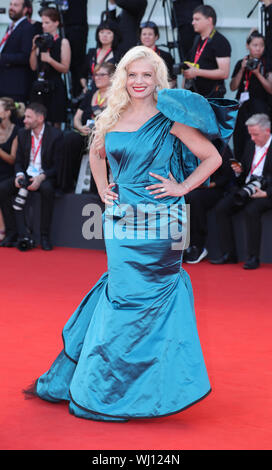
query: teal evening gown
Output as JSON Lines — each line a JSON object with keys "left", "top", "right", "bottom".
{"left": 29, "top": 89, "right": 238, "bottom": 421}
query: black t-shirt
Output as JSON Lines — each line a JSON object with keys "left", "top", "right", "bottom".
{"left": 232, "top": 57, "right": 271, "bottom": 103}
{"left": 188, "top": 30, "right": 231, "bottom": 97}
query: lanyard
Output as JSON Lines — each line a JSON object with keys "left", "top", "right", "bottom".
{"left": 31, "top": 135, "right": 43, "bottom": 164}
{"left": 0, "top": 24, "right": 14, "bottom": 47}
{"left": 250, "top": 147, "right": 268, "bottom": 174}
{"left": 91, "top": 48, "right": 112, "bottom": 74}
{"left": 244, "top": 69, "right": 253, "bottom": 92}
{"left": 194, "top": 29, "right": 216, "bottom": 64}
{"left": 96, "top": 91, "right": 106, "bottom": 107}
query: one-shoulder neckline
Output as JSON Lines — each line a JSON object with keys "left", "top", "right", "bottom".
{"left": 106, "top": 112, "right": 162, "bottom": 135}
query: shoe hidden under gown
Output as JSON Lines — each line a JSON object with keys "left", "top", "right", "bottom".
{"left": 26, "top": 89, "right": 238, "bottom": 421}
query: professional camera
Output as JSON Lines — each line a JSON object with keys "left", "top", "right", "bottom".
{"left": 234, "top": 175, "right": 267, "bottom": 206}
{"left": 13, "top": 175, "right": 29, "bottom": 212}
{"left": 246, "top": 57, "right": 261, "bottom": 71}
{"left": 35, "top": 33, "right": 54, "bottom": 52}
{"left": 32, "top": 76, "right": 51, "bottom": 95}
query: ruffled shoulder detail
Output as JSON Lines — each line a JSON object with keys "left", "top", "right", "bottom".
{"left": 157, "top": 88, "right": 220, "bottom": 139}
{"left": 156, "top": 88, "right": 239, "bottom": 181}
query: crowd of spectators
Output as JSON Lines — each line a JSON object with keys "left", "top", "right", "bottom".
{"left": 0, "top": 0, "right": 272, "bottom": 269}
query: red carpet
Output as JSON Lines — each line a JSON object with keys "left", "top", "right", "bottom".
{"left": 0, "top": 247, "right": 271, "bottom": 450}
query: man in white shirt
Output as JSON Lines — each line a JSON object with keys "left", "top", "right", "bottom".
{"left": 0, "top": 102, "right": 63, "bottom": 250}
{"left": 211, "top": 113, "right": 272, "bottom": 269}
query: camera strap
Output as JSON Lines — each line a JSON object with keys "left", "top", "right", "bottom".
{"left": 250, "top": 147, "right": 269, "bottom": 175}
{"left": 194, "top": 29, "right": 216, "bottom": 64}
{"left": 91, "top": 48, "right": 112, "bottom": 74}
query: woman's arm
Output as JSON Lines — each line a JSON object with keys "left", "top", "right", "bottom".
{"left": 41, "top": 38, "right": 71, "bottom": 74}
{"left": 29, "top": 35, "right": 40, "bottom": 71}
{"left": 0, "top": 135, "right": 18, "bottom": 165}
{"left": 230, "top": 57, "right": 247, "bottom": 91}
{"left": 89, "top": 143, "right": 115, "bottom": 203}
{"left": 147, "top": 123, "right": 222, "bottom": 199}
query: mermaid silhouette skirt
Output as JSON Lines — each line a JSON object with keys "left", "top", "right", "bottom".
{"left": 32, "top": 90, "right": 238, "bottom": 421}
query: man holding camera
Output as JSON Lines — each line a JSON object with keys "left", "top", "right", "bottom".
{"left": 0, "top": 102, "right": 63, "bottom": 251}
{"left": 0, "top": 0, "right": 34, "bottom": 103}
{"left": 211, "top": 114, "right": 272, "bottom": 269}
{"left": 182, "top": 4, "right": 231, "bottom": 98}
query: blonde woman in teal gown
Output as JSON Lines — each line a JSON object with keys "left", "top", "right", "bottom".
{"left": 29, "top": 46, "right": 238, "bottom": 421}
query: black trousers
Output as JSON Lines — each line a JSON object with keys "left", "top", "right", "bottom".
{"left": 215, "top": 186, "right": 272, "bottom": 258}
{"left": 185, "top": 186, "right": 224, "bottom": 249}
{"left": 0, "top": 177, "right": 56, "bottom": 237}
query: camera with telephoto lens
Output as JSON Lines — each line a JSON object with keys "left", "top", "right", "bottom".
{"left": 246, "top": 57, "right": 261, "bottom": 71}
{"left": 35, "top": 32, "right": 54, "bottom": 52}
{"left": 233, "top": 175, "right": 267, "bottom": 206}
{"left": 13, "top": 175, "right": 29, "bottom": 212}
{"left": 13, "top": 175, "right": 35, "bottom": 251}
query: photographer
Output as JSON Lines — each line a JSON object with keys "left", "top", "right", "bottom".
{"left": 182, "top": 4, "right": 231, "bottom": 98}
{"left": 0, "top": 102, "right": 63, "bottom": 251}
{"left": 139, "top": 21, "right": 176, "bottom": 88}
{"left": 29, "top": 7, "right": 71, "bottom": 128}
{"left": 230, "top": 31, "right": 272, "bottom": 160}
{"left": 211, "top": 114, "right": 272, "bottom": 269}
{"left": 80, "top": 19, "right": 120, "bottom": 96}
{"left": 59, "top": 62, "right": 115, "bottom": 193}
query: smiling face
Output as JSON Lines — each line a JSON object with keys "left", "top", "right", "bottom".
{"left": 140, "top": 28, "right": 158, "bottom": 49}
{"left": 126, "top": 58, "right": 157, "bottom": 101}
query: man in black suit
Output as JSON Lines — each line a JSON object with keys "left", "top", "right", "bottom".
{"left": 0, "top": 0, "right": 34, "bottom": 103}
{"left": 107, "top": 0, "right": 147, "bottom": 58}
{"left": 0, "top": 102, "right": 63, "bottom": 251}
{"left": 211, "top": 113, "right": 272, "bottom": 269}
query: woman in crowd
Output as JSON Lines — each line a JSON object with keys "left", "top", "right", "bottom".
{"left": 139, "top": 20, "right": 176, "bottom": 88}
{"left": 0, "top": 98, "right": 24, "bottom": 247}
{"left": 230, "top": 31, "right": 272, "bottom": 159}
{"left": 59, "top": 62, "right": 115, "bottom": 193}
{"left": 26, "top": 46, "right": 238, "bottom": 422}
{"left": 29, "top": 7, "right": 71, "bottom": 128}
{"left": 80, "top": 19, "right": 121, "bottom": 95}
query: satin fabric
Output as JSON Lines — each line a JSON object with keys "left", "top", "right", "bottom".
{"left": 35, "top": 89, "right": 238, "bottom": 421}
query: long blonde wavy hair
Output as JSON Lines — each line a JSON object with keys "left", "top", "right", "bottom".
{"left": 91, "top": 45, "right": 170, "bottom": 150}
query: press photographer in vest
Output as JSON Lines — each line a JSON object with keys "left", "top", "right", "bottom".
{"left": 182, "top": 5, "right": 231, "bottom": 98}
{"left": 212, "top": 113, "right": 272, "bottom": 270}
